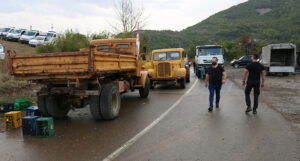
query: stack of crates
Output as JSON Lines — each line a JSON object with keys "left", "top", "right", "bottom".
{"left": 0, "top": 103, "right": 14, "bottom": 113}
{"left": 4, "top": 111, "right": 23, "bottom": 128}
{"left": 14, "top": 99, "right": 31, "bottom": 111}
{"left": 25, "top": 106, "right": 41, "bottom": 117}
{"left": 22, "top": 116, "right": 39, "bottom": 135}
{"left": 36, "top": 117, "right": 54, "bottom": 137}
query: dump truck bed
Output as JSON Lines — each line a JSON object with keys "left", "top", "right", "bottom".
{"left": 7, "top": 50, "right": 137, "bottom": 80}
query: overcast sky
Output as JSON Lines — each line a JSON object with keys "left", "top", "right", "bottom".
{"left": 0, "top": 0, "right": 247, "bottom": 34}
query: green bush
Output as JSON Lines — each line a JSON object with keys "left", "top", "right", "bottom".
{"left": 37, "top": 30, "right": 89, "bottom": 53}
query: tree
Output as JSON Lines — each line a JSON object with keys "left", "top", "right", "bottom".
{"left": 113, "top": 0, "right": 146, "bottom": 33}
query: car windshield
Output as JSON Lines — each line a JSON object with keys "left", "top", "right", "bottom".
{"left": 239, "top": 56, "right": 244, "bottom": 60}
{"left": 198, "top": 47, "right": 222, "bottom": 56}
{"left": 153, "top": 51, "right": 180, "bottom": 61}
{"left": 47, "top": 33, "right": 54, "bottom": 37}
{"left": 12, "top": 30, "right": 22, "bottom": 34}
{"left": 3, "top": 28, "right": 10, "bottom": 32}
{"left": 24, "top": 31, "right": 36, "bottom": 36}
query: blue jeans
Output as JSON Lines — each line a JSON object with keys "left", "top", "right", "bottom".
{"left": 208, "top": 84, "right": 222, "bottom": 108}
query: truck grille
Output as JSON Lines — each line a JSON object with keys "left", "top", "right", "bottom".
{"left": 157, "top": 62, "right": 171, "bottom": 77}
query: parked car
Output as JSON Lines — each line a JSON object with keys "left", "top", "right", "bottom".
{"left": 6, "top": 29, "right": 26, "bottom": 41}
{"left": 0, "top": 44, "right": 5, "bottom": 60}
{"left": 19, "top": 30, "right": 40, "bottom": 44}
{"left": 231, "top": 55, "right": 252, "bottom": 68}
{"left": 0, "top": 27, "right": 14, "bottom": 40}
{"left": 29, "top": 35, "right": 47, "bottom": 47}
{"left": 47, "top": 31, "right": 57, "bottom": 38}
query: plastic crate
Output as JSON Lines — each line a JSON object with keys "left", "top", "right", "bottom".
{"left": 4, "top": 111, "right": 23, "bottom": 128}
{"left": 22, "top": 116, "right": 39, "bottom": 135}
{"left": 36, "top": 117, "right": 54, "bottom": 138}
{"left": 0, "top": 103, "right": 14, "bottom": 113}
{"left": 25, "top": 106, "right": 41, "bottom": 117}
{"left": 14, "top": 99, "right": 31, "bottom": 111}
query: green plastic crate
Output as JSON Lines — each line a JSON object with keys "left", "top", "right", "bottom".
{"left": 36, "top": 117, "right": 55, "bottom": 138}
{"left": 14, "top": 99, "right": 31, "bottom": 111}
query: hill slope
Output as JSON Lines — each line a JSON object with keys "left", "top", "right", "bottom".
{"left": 143, "top": 0, "right": 300, "bottom": 49}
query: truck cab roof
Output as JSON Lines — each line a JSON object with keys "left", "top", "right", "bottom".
{"left": 90, "top": 38, "right": 137, "bottom": 55}
{"left": 152, "top": 48, "right": 185, "bottom": 53}
{"left": 196, "top": 45, "right": 222, "bottom": 48}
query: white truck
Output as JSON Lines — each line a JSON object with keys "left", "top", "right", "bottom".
{"left": 195, "top": 45, "right": 224, "bottom": 79}
{"left": 261, "top": 43, "right": 297, "bottom": 76}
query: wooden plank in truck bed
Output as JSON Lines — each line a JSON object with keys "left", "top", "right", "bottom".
{"left": 7, "top": 50, "right": 137, "bottom": 80}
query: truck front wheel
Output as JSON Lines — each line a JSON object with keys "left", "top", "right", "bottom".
{"left": 139, "top": 77, "right": 150, "bottom": 98}
{"left": 179, "top": 78, "right": 186, "bottom": 89}
{"left": 186, "top": 74, "right": 190, "bottom": 83}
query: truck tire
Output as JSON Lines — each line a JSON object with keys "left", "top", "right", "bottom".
{"left": 139, "top": 77, "right": 150, "bottom": 98}
{"left": 186, "top": 74, "right": 190, "bottom": 83}
{"left": 46, "top": 95, "right": 70, "bottom": 118}
{"left": 89, "top": 86, "right": 103, "bottom": 120}
{"left": 179, "top": 78, "right": 186, "bottom": 89}
{"left": 37, "top": 95, "right": 50, "bottom": 116}
{"left": 100, "top": 83, "right": 121, "bottom": 120}
{"left": 197, "top": 70, "right": 201, "bottom": 79}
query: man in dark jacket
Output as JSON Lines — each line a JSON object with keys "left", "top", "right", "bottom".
{"left": 205, "top": 57, "right": 227, "bottom": 112}
{"left": 242, "top": 54, "right": 266, "bottom": 114}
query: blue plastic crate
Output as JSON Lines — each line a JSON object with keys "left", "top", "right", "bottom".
{"left": 22, "top": 116, "right": 40, "bottom": 135}
{"left": 25, "top": 106, "right": 41, "bottom": 117}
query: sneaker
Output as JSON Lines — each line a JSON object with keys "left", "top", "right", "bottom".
{"left": 245, "top": 107, "right": 252, "bottom": 113}
{"left": 216, "top": 104, "right": 219, "bottom": 108}
{"left": 253, "top": 109, "right": 257, "bottom": 114}
{"left": 208, "top": 107, "right": 213, "bottom": 112}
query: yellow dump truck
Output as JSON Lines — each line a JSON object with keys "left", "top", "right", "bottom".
{"left": 143, "top": 48, "right": 190, "bottom": 89}
{"left": 7, "top": 38, "right": 150, "bottom": 120}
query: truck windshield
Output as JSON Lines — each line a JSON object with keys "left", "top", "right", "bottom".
{"left": 153, "top": 52, "right": 180, "bottom": 61}
{"left": 198, "top": 47, "right": 222, "bottom": 56}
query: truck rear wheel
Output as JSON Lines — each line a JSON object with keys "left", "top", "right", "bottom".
{"left": 45, "top": 95, "right": 70, "bottom": 118}
{"left": 89, "top": 86, "right": 103, "bottom": 120}
{"left": 139, "top": 77, "right": 150, "bottom": 98}
{"left": 100, "top": 83, "right": 121, "bottom": 120}
{"left": 179, "top": 78, "right": 186, "bottom": 89}
{"left": 89, "top": 84, "right": 121, "bottom": 120}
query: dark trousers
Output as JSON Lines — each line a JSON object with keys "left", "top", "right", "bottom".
{"left": 245, "top": 83, "right": 260, "bottom": 109}
{"left": 208, "top": 84, "right": 222, "bottom": 107}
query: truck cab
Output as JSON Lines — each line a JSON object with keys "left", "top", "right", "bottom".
{"left": 145, "top": 48, "right": 190, "bottom": 89}
{"left": 195, "top": 45, "right": 224, "bottom": 79}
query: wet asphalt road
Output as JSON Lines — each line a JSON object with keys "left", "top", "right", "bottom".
{"left": 0, "top": 71, "right": 299, "bottom": 161}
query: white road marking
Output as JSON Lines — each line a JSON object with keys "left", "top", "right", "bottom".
{"left": 102, "top": 79, "right": 199, "bottom": 161}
